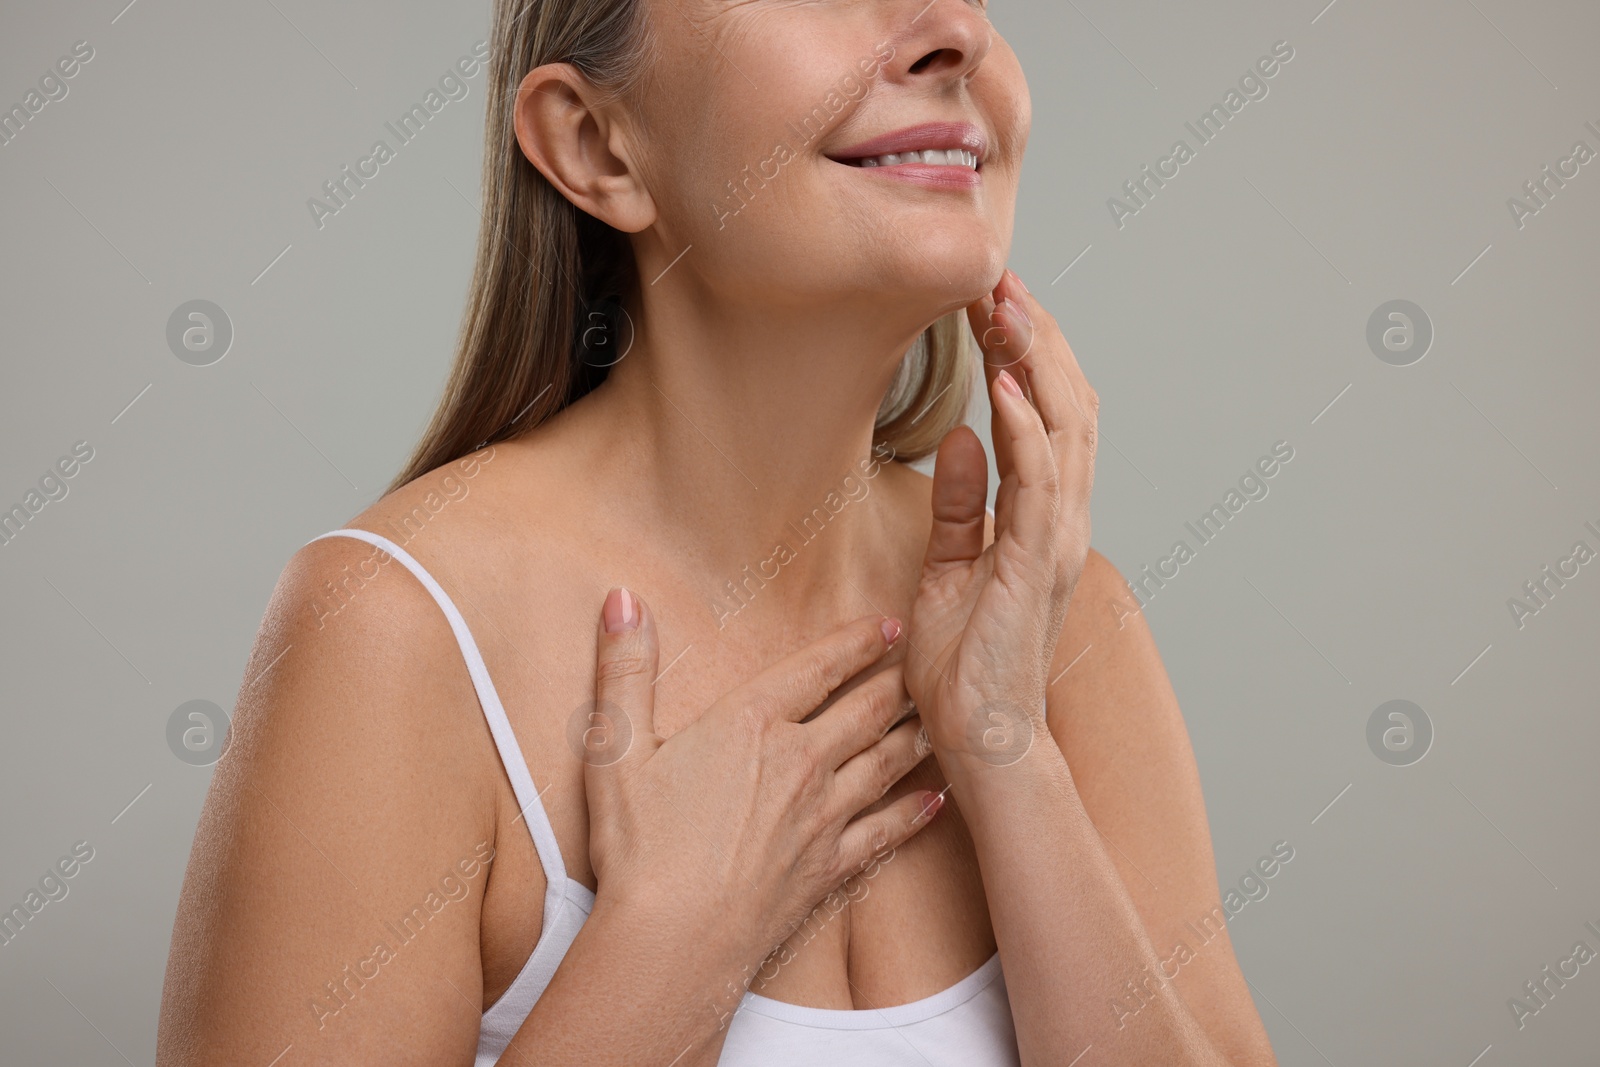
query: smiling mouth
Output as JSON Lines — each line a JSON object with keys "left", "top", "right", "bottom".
{"left": 825, "top": 122, "right": 988, "bottom": 175}
{"left": 840, "top": 148, "right": 981, "bottom": 170}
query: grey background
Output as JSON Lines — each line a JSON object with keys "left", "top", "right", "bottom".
{"left": 2, "top": 0, "right": 1597, "bottom": 1064}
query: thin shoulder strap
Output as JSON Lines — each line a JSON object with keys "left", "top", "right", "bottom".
{"left": 305, "top": 528, "right": 570, "bottom": 890}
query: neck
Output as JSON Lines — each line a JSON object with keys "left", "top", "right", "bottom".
{"left": 565, "top": 283, "right": 940, "bottom": 626}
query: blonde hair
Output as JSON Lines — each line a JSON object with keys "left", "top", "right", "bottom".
{"left": 387, "top": 0, "right": 974, "bottom": 495}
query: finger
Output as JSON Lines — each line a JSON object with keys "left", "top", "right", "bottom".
{"left": 997, "top": 270, "right": 1094, "bottom": 410}
{"left": 990, "top": 273, "right": 1097, "bottom": 596}
{"left": 989, "top": 359, "right": 1058, "bottom": 565}
{"left": 994, "top": 270, "right": 1098, "bottom": 493}
{"left": 722, "top": 613, "right": 901, "bottom": 726}
{"left": 966, "top": 290, "right": 1016, "bottom": 508}
{"left": 831, "top": 716, "right": 931, "bottom": 813}
{"left": 987, "top": 299, "right": 1041, "bottom": 551}
{"left": 831, "top": 779, "right": 945, "bottom": 884}
{"left": 968, "top": 276, "right": 1048, "bottom": 542}
{"left": 586, "top": 587, "right": 660, "bottom": 788}
{"left": 964, "top": 286, "right": 1029, "bottom": 371}
{"left": 922, "top": 425, "right": 988, "bottom": 575}
{"left": 807, "top": 663, "right": 912, "bottom": 768}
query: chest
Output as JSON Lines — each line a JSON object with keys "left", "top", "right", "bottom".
{"left": 468, "top": 563, "right": 998, "bottom": 1012}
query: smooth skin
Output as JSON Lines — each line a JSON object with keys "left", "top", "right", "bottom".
{"left": 156, "top": 0, "right": 1277, "bottom": 1064}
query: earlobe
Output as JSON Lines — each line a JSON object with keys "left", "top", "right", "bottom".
{"left": 511, "top": 63, "right": 656, "bottom": 232}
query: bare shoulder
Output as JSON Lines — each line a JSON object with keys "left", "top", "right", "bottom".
{"left": 254, "top": 446, "right": 523, "bottom": 774}
{"left": 157, "top": 464, "right": 515, "bottom": 1064}
{"left": 341, "top": 445, "right": 518, "bottom": 562}
{"left": 239, "top": 439, "right": 563, "bottom": 831}
{"left": 214, "top": 527, "right": 501, "bottom": 885}
{"left": 254, "top": 525, "right": 496, "bottom": 767}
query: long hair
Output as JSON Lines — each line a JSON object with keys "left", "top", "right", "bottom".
{"left": 386, "top": 0, "right": 975, "bottom": 495}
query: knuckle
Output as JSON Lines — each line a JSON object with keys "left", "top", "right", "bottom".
{"left": 888, "top": 738, "right": 919, "bottom": 779}
{"left": 594, "top": 651, "right": 650, "bottom": 686}
{"left": 777, "top": 652, "right": 832, "bottom": 710}
{"left": 819, "top": 847, "right": 850, "bottom": 889}
{"left": 839, "top": 626, "right": 879, "bottom": 680}
{"left": 1041, "top": 468, "right": 1064, "bottom": 499}
{"left": 736, "top": 698, "right": 773, "bottom": 739}
{"left": 865, "top": 672, "right": 904, "bottom": 723}
{"left": 866, "top": 746, "right": 897, "bottom": 792}
{"left": 789, "top": 725, "right": 826, "bottom": 775}
{"left": 792, "top": 654, "right": 838, "bottom": 706}
{"left": 878, "top": 698, "right": 909, "bottom": 740}
{"left": 807, "top": 782, "right": 839, "bottom": 829}
{"left": 744, "top": 697, "right": 785, "bottom": 736}
{"left": 800, "top": 812, "right": 838, "bottom": 870}
{"left": 789, "top": 778, "right": 824, "bottom": 834}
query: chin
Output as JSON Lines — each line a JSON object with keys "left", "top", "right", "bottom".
{"left": 910, "top": 228, "right": 1012, "bottom": 310}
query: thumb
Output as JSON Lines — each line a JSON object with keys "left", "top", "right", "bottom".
{"left": 582, "top": 586, "right": 660, "bottom": 781}
{"left": 923, "top": 426, "right": 989, "bottom": 575}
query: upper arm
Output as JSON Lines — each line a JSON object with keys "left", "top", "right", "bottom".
{"left": 156, "top": 536, "right": 501, "bottom": 1066}
{"left": 1043, "top": 548, "right": 1278, "bottom": 1067}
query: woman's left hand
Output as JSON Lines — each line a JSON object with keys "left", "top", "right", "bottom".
{"left": 903, "top": 268, "right": 1099, "bottom": 772}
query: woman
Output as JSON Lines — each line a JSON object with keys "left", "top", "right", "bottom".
{"left": 156, "top": 0, "right": 1278, "bottom": 1064}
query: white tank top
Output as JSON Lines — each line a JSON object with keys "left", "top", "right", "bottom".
{"left": 308, "top": 528, "right": 1020, "bottom": 1066}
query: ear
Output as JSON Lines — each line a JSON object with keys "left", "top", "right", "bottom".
{"left": 512, "top": 64, "right": 656, "bottom": 233}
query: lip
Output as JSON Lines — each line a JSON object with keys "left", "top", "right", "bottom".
{"left": 826, "top": 121, "right": 988, "bottom": 167}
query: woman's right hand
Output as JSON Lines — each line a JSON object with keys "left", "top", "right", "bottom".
{"left": 578, "top": 586, "right": 941, "bottom": 989}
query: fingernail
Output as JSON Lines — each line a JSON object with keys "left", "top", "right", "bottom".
{"left": 997, "top": 369, "right": 1023, "bottom": 398}
{"left": 880, "top": 617, "right": 902, "bottom": 645}
{"left": 603, "top": 587, "right": 638, "bottom": 633}
{"left": 912, "top": 789, "right": 945, "bottom": 825}
{"left": 1009, "top": 269, "right": 1030, "bottom": 294}
{"left": 997, "top": 297, "right": 1031, "bottom": 328}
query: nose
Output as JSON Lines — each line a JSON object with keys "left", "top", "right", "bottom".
{"left": 886, "top": 0, "right": 993, "bottom": 85}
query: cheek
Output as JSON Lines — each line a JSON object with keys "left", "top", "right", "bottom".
{"left": 973, "top": 58, "right": 1028, "bottom": 235}
{"left": 983, "top": 47, "right": 1032, "bottom": 163}
{"left": 639, "top": 38, "right": 863, "bottom": 246}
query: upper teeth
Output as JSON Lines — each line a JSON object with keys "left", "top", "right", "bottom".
{"left": 858, "top": 149, "right": 979, "bottom": 169}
